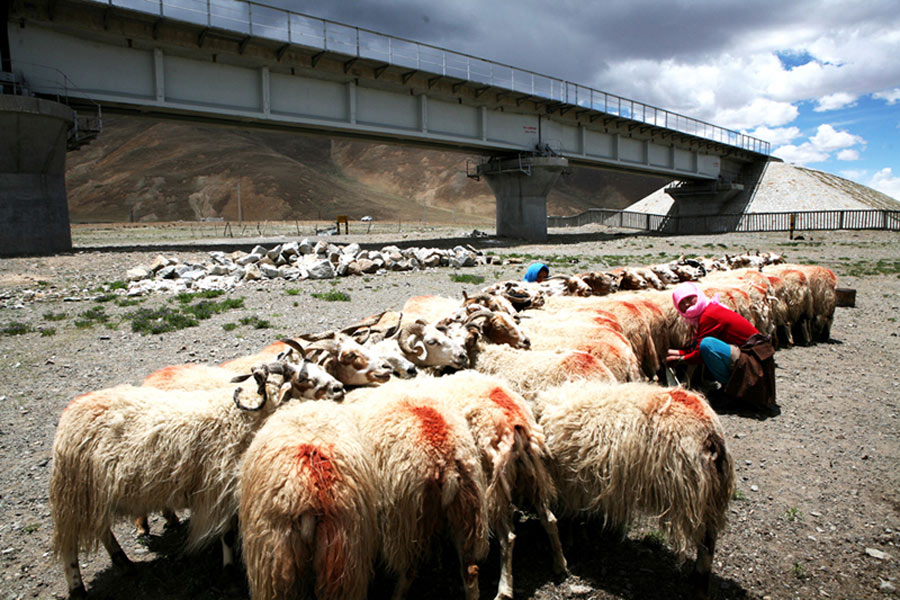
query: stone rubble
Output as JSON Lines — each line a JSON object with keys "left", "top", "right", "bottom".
{"left": 124, "top": 238, "right": 494, "bottom": 296}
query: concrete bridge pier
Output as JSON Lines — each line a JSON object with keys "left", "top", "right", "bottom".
{"left": 479, "top": 155, "right": 568, "bottom": 242}
{"left": 0, "top": 95, "right": 74, "bottom": 256}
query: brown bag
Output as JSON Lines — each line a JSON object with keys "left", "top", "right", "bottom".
{"left": 723, "top": 333, "right": 777, "bottom": 411}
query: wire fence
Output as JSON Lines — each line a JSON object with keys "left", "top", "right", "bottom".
{"left": 548, "top": 208, "right": 900, "bottom": 235}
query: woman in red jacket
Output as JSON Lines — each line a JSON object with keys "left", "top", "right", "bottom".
{"left": 666, "top": 282, "right": 776, "bottom": 410}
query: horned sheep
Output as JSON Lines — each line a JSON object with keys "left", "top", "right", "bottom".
{"left": 50, "top": 358, "right": 342, "bottom": 598}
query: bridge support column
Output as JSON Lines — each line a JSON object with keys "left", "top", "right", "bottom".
{"left": 0, "top": 96, "right": 74, "bottom": 256}
{"left": 479, "top": 156, "right": 568, "bottom": 242}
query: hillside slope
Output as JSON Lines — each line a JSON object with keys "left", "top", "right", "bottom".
{"left": 64, "top": 115, "right": 666, "bottom": 223}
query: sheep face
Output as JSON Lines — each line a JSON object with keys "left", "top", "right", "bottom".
{"left": 578, "top": 271, "right": 618, "bottom": 295}
{"left": 398, "top": 320, "right": 468, "bottom": 369}
{"left": 283, "top": 360, "right": 346, "bottom": 401}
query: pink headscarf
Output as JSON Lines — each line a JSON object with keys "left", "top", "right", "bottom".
{"left": 672, "top": 282, "right": 720, "bottom": 324}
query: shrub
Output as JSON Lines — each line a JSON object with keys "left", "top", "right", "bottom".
{"left": 2, "top": 321, "right": 33, "bottom": 336}
{"left": 311, "top": 291, "right": 350, "bottom": 302}
{"left": 450, "top": 273, "right": 485, "bottom": 284}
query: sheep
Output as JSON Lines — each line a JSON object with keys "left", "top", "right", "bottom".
{"left": 50, "top": 360, "right": 342, "bottom": 598}
{"left": 344, "top": 383, "right": 489, "bottom": 599}
{"left": 239, "top": 400, "right": 378, "bottom": 600}
{"left": 480, "top": 280, "right": 547, "bottom": 311}
{"left": 468, "top": 331, "right": 616, "bottom": 400}
{"left": 401, "top": 294, "right": 463, "bottom": 323}
{"left": 534, "top": 381, "right": 735, "bottom": 599}
{"left": 761, "top": 265, "right": 815, "bottom": 346}
{"left": 518, "top": 308, "right": 642, "bottom": 383}
{"left": 396, "top": 317, "right": 469, "bottom": 370}
{"left": 574, "top": 270, "right": 619, "bottom": 295}
{"left": 402, "top": 371, "right": 568, "bottom": 600}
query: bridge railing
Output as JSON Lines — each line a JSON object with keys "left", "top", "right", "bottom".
{"left": 85, "top": 0, "right": 770, "bottom": 155}
{"left": 548, "top": 208, "right": 900, "bottom": 234}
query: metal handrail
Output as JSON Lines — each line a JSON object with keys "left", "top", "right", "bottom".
{"left": 83, "top": 0, "right": 770, "bottom": 155}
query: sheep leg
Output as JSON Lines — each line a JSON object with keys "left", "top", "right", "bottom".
{"left": 494, "top": 520, "right": 516, "bottom": 600}
{"left": 99, "top": 528, "right": 133, "bottom": 571}
{"left": 537, "top": 503, "right": 568, "bottom": 576}
{"left": 689, "top": 528, "right": 717, "bottom": 600}
{"left": 135, "top": 515, "right": 151, "bottom": 537}
{"left": 162, "top": 508, "right": 180, "bottom": 528}
{"left": 220, "top": 515, "right": 239, "bottom": 571}
{"left": 61, "top": 544, "right": 87, "bottom": 599}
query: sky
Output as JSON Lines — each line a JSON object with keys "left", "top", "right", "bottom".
{"left": 262, "top": 0, "right": 900, "bottom": 201}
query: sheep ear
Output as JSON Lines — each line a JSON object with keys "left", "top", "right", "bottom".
{"left": 275, "top": 382, "right": 293, "bottom": 406}
{"left": 412, "top": 339, "right": 427, "bottom": 360}
{"left": 230, "top": 373, "right": 252, "bottom": 383}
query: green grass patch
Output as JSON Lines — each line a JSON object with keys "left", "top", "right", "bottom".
{"left": 40, "top": 327, "right": 57, "bottom": 337}
{"left": 1, "top": 321, "right": 34, "bottom": 336}
{"left": 311, "top": 291, "right": 351, "bottom": 302}
{"left": 837, "top": 258, "right": 900, "bottom": 277}
{"left": 43, "top": 311, "right": 67, "bottom": 322}
{"left": 106, "top": 280, "right": 128, "bottom": 290}
{"left": 285, "top": 288, "right": 301, "bottom": 296}
{"left": 174, "top": 290, "right": 226, "bottom": 304}
{"left": 239, "top": 316, "right": 273, "bottom": 329}
{"left": 450, "top": 273, "right": 485, "bottom": 284}
{"left": 222, "top": 322, "right": 239, "bottom": 332}
{"left": 74, "top": 306, "right": 110, "bottom": 328}
{"left": 128, "top": 306, "right": 199, "bottom": 335}
{"left": 780, "top": 507, "right": 801, "bottom": 522}
{"left": 792, "top": 562, "right": 807, "bottom": 580}
{"left": 94, "top": 293, "right": 118, "bottom": 303}
{"left": 733, "top": 489, "right": 749, "bottom": 502}
{"left": 115, "top": 297, "right": 143, "bottom": 307}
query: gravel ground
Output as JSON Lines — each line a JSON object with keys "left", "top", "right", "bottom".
{"left": 0, "top": 224, "right": 898, "bottom": 600}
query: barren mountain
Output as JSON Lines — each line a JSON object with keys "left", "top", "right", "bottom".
{"left": 64, "top": 114, "right": 668, "bottom": 223}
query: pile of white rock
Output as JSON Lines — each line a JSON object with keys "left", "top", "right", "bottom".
{"left": 125, "top": 238, "right": 502, "bottom": 296}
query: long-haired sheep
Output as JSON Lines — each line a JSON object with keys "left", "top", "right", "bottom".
{"left": 345, "top": 384, "right": 489, "bottom": 599}
{"left": 239, "top": 400, "right": 378, "bottom": 600}
{"left": 50, "top": 360, "right": 340, "bottom": 598}
{"left": 405, "top": 371, "right": 568, "bottom": 599}
{"left": 518, "top": 306, "right": 642, "bottom": 382}
{"left": 534, "top": 381, "right": 735, "bottom": 599}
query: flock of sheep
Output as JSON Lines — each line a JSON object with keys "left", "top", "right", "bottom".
{"left": 49, "top": 250, "right": 838, "bottom": 600}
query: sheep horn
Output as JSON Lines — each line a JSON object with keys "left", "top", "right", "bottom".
{"left": 233, "top": 386, "right": 266, "bottom": 412}
{"left": 280, "top": 338, "right": 308, "bottom": 359}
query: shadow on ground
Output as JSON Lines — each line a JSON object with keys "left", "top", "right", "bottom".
{"left": 79, "top": 516, "right": 750, "bottom": 600}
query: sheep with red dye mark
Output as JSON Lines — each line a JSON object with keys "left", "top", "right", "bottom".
{"left": 534, "top": 381, "right": 735, "bottom": 600}
{"left": 767, "top": 263, "right": 837, "bottom": 343}
{"left": 523, "top": 299, "right": 645, "bottom": 382}
{"left": 50, "top": 373, "right": 298, "bottom": 599}
{"left": 239, "top": 401, "right": 378, "bottom": 600}
{"left": 404, "top": 371, "right": 568, "bottom": 600}
{"left": 344, "top": 384, "right": 489, "bottom": 600}
{"left": 469, "top": 337, "right": 616, "bottom": 400}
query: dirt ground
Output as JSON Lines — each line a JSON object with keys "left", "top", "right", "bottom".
{"left": 0, "top": 224, "right": 897, "bottom": 600}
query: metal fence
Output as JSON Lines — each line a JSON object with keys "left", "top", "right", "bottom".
{"left": 548, "top": 208, "right": 900, "bottom": 234}
{"left": 82, "top": 0, "right": 769, "bottom": 155}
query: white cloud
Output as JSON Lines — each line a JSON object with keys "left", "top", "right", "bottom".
{"left": 873, "top": 88, "right": 900, "bottom": 104}
{"left": 809, "top": 124, "right": 865, "bottom": 152}
{"left": 773, "top": 144, "right": 828, "bottom": 165}
{"left": 814, "top": 92, "right": 857, "bottom": 112}
{"left": 711, "top": 98, "right": 798, "bottom": 130}
{"left": 869, "top": 168, "right": 900, "bottom": 200}
{"left": 772, "top": 124, "right": 866, "bottom": 165}
{"left": 747, "top": 125, "right": 802, "bottom": 146}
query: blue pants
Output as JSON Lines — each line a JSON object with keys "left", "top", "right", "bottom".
{"left": 699, "top": 337, "right": 733, "bottom": 385}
